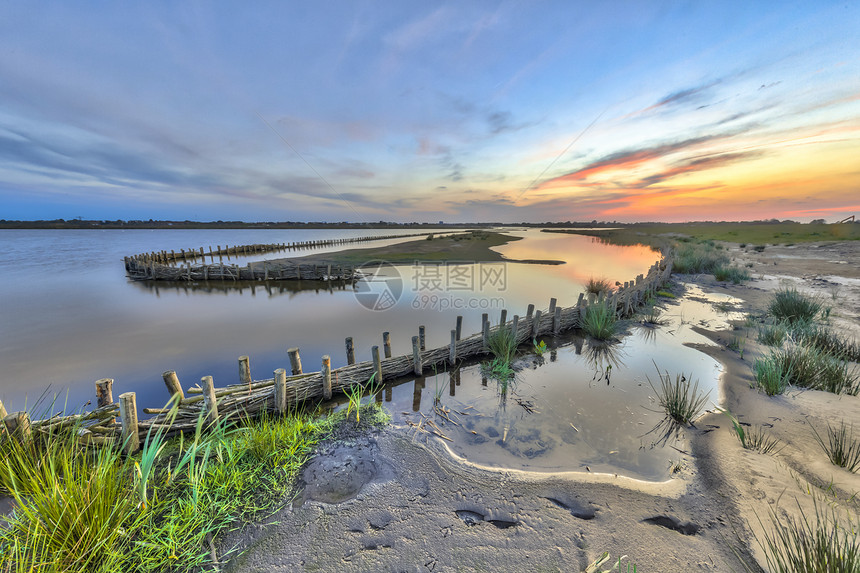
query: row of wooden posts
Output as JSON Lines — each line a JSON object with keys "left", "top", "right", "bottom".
{"left": 2, "top": 257, "right": 672, "bottom": 453}
{"left": 125, "top": 232, "right": 432, "bottom": 266}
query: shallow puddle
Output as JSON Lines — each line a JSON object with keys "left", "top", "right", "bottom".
{"left": 362, "top": 284, "right": 745, "bottom": 481}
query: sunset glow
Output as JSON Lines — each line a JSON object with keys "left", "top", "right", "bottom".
{"left": 1, "top": 2, "right": 858, "bottom": 222}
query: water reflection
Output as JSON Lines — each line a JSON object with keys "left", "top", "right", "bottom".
{"left": 131, "top": 278, "right": 357, "bottom": 297}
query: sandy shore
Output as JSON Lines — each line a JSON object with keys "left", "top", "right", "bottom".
{"left": 217, "top": 241, "right": 859, "bottom": 572}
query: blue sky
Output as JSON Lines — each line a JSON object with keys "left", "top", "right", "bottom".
{"left": 1, "top": 1, "right": 858, "bottom": 222}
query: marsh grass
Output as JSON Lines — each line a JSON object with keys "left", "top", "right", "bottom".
{"left": 758, "top": 321, "right": 789, "bottom": 347}
{"left": 754, "top": 353, "right": 792, "bottom": 395}
{"left": 487, "top": 326, "right": 518, "bottom": 365}
{"left": 640, "top": 302, "right": 665, "bottom": 326}
{"left": 720, "top": 409, "right": 782, "bottom": 454}
{"left": 790, "top": 320, "right": 860, "bottom": 362}
{"left": 582, "top": 300, "right": 618, "bottom": 340}
{"left": 0, "top": 400, "right": 366, "bottom": 572}
{"left": 768, "top": 288, "right": 823, "bottom": 324}
{"left": 671, "top": 240, "right": 730, "bottom": 274}
{"left": 713, "top": 265, "right": 752, "bottom": 284}
{"left": 754, "top": 500, "right": 860, "bottom": 573}
{"left": 647, "top": 365, "right": 709, "bottom": 426}
{"left": 810, "top": 421, "right": 860, "bottom": 473}
{"left": 585, "top": 277, "right": 613, "bottom": 295}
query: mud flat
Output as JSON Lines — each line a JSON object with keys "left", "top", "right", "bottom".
{"left": 217, "top": 240, "right": 859, "bottom": 572}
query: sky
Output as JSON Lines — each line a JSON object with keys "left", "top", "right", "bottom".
{"left": 1, "top": 1, "right": 858, "bottom": 223}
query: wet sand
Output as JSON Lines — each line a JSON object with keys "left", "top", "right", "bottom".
{"left": 217, "top": 240, "right": 859, "bottom": 572}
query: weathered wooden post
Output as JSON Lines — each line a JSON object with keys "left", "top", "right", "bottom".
{"left": 511, "top": 315, "right": 520, "bottom": 342}
{"left": 449, "top": 330, "right": 457, "bottom": 365}
{"left": 419, "top": 325, "right": 426, "bottom": 351}
{"left": 95, "top": 378, "right": 114, "bottom": 408}
{"left": 482, "top": 320, "right": 490, "bottom": 351}
{"left": 274, "top": 368, "right": 287, "bottom": 414}
{"left": 119, "top": 392, "right": 139, "bottom": 453}
{"left": 200, "top": 376, "right": 219, "bottom": 425}
{"left": 455, "top": 315, "right": 463, "bottom": 341}
{"left": 553, "top": 305, "right": 562, "bottom": 333}
{"left": 288, "top": 347, "right": 303, "bottom": 375}
{"left": 549, "top": 298, "right": 557, "bottom": 315}
{"left": 239, "top": 356, "right": 252, "bottom": 391}
{"left": 499, "top": 309, "right": 507, "bottom": 328}
{"left": 412, "top": 336, "right": 422, "bottom": 375}
{"left": 3, "top": 412, "right": 31, "bottom": 442}
{"left": 527, "top": 304, "right": 535, "bottom": 320}
{"left": 532, "top": 309, "right": 543, "bottom": 338}
{"left": 577, "top": 293, "right": 584, "bottom": 307}
{"left": 481, "top": 313, "right": 488, "bottom": 336}
{"left": 372, "top": 346, "right": 383, "bottom": 385}
{"left": 322, "top": 356, "right": 332, "bottom": 400}
{"left": 345, "top": 337, "right": 355, "bottom": 364}
{"left": 382, "top": 332, "right": 392, "bottom": 358}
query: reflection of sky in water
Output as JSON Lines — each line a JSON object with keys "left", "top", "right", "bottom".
{"left": 378, "top": 289, "right": 738, "bottom": 481}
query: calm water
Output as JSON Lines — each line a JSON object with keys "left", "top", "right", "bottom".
{"left": 0, "top": 228, "right": 738, "bottom": 479}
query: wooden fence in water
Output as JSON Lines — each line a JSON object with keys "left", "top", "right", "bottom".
{"left": 123, "top": 232, "right": 433, "bottom": 281}
{"left": 2, "top": 256, "right": 672, "bottom": 453}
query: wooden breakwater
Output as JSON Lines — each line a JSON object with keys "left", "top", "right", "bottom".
{"left": 123, "top": 232, "right": 433, "bottom": 281}
{"left": 2, "top": 257, "right": 672, "bottom": 453}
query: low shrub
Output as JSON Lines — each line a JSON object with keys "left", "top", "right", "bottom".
{"left": 768, "top": 288, "right": 822, "bottom": 324}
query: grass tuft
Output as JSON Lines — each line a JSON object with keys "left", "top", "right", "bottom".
{"left": 647, "top": 365, "right": 709, "bottom": 426}
{"left": 671, "top": 240, "right": 730, "bottom": 274}
{"left": 754, "top": 353, "right": 792, "bottom": 395}
{"left": 585, "top": 277, "right": 613, "bottom": 295}
{"left": 757, "top": 321, "right": 789, "bottom": 347}
{"left": 768, "top": 288, "right": 823, "bottom": 324}
{"left": 755, "top": 500, "right": 859, "bottom": 573}
{"left": 720, "top": 409, "right": 782, "bottom": 454}
{"left": 713, "top": 265, "right": 752, "bottom": 284}
{"left": 810, "top": 420, "right": 860, "bottom": 473}
{"left": 581, "top": 300, "right": 619, "bottom": 340}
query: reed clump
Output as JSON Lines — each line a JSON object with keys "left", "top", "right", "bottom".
{"left": 768, "top": 288, "right": 823, "bottom": 324}
{"left": 582, "top": 300, "right": 618, "bottom": 340}
{"left": 585, "top": 277, "right": 613, "bottom": 295}
{"left": 755, "top": 346, "right": 859, "bottom": 396}
{"left": 647, "top": 366, "right": 709, "bottom": 426}
{"left": 712, "top": 265, "right": 751, "bottom": 284}
{"left": 810, "top": 420, "right": 860, "bottom": 473}
{"left": 671, "top": 240, "right": 730, "bottom": 274}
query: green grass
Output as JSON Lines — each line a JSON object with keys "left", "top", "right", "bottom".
{"left": 768, "top": 288, "right": 823, "bottom": 324}
{"left": 713, "top": 265, "right": 751, "bottom": 284}
{"left": 0, "top": 400, "right": 384, "bottom": 572}
{"left": 581, "top": 300, "right": 619, "bottom": 340}
{"left": 753, "top": 500, "right": 860, "bottom": 573}
{"left": 758, "top": 321, "right": 789, "bottom": 347}
{"left": 810, "top": 420, "right": 860, "bottom": 473}
{"left": 647, "top": 366, "right": 709, "bottom": 426}
{"left": 672, "top": 240, "right": 730, "bottom": 274}
{"left": 790, "top": 320, "right": 860, "bottom": 362}
{"left": 754, "top": 353, "right": 792, "bottom": 395}
{"left": 487, "top": 326, "right": 518, "bottom": 365}
{"left": 655, "top": 290, "right": 676, "bottom": 298}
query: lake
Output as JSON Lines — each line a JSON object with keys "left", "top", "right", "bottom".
{"left": 0, "top": 228, "right": 736, "bottom": 479}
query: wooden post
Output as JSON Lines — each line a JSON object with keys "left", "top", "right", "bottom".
{"left": 412, "top": 336, "right": 422, "bottom": 375}
{"left": 511, "top": 315, "right": 520, "bottom": 342}
{"left": 372, "top": 346, "right": 383, "bottom": 385}
{"left": 499, "top": 309, "right": 507, "bottom": 328}
{"left": 322, "top": 356, "right": 332, "bottom": 400}
{"left": 549, "top": 298, "right": 557, "bottom": 315}
{"left": 382, "top": 332, "right": 392, "bottom": 358}
{"left": 482, "top": 320, "right": 490, "bottom": 351}
{"left": 481, "top": 313, "right": 488, "bottom": 335}
{"left": 95, "top": 378, "right": 114, "bottom": 408}
{"left": 527, "top": 304, "right": 535, "bottom": 320}
{"left": 200, "top": 376, "right": 219, "bottom": 425}
{"left": 239, "top": 356, "right": 252, "bottom": 390}
{"left": 3, "top": 412, "right": 31, "bottom": 442}
{"left": 119, "top": 392, "right": 139, "bottom": 454}
{"left": 419, "top": 325, "right": 426, "bottom": 351}
{"left": 553, "top": 305, "right": 562, "bottom": 333}
{"left": 577, "top": 293, "right": 584, "bottom": 307}
{"left": 449, "top": 329, "right": 457, "bottom": 365}
{"left": 532, "top": 309, "right": 543, "bottom": 338}
{"left": 345, "top": 337, "right": 355, "bottom": 365}
{"left": 274, "top": 368, "right": 287, "bottom": 414}
{"left": 288, "top": 347, "right": 303, "bottom": 375}
{"left": 455, "top": 315, "right": 463, "bottom": 341}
